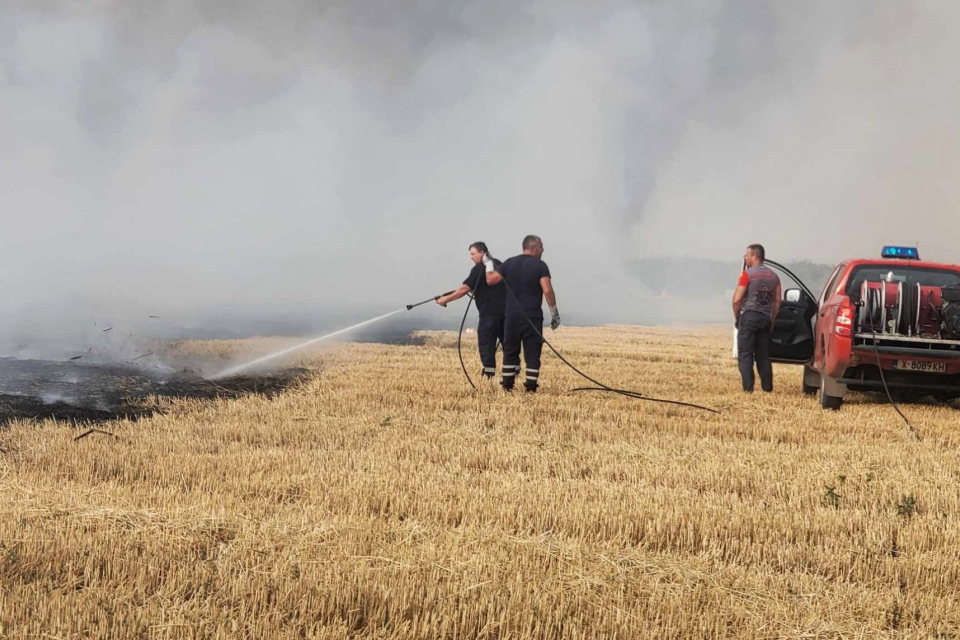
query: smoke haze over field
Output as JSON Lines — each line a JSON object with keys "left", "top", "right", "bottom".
{"left": 3, "top": 0, "right": 960, "bottom": 353}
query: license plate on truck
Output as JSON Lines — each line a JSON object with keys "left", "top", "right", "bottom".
{"left": 896, "top": 360, "right": 948, "bottom": 373}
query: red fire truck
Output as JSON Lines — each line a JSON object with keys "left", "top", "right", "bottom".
{"left": 767, "top": 247, "right": 960, "bottom": 409}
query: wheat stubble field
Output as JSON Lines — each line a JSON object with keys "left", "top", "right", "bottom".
{"left": 3, "top": 325, "right": 960, "bottom": 639}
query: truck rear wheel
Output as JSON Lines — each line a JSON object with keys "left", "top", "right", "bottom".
{"left": 820, "top": 373, "right": 844, "bottom": 410}
{"left": 802, "top": 365, "right": 819, "bottom": 396}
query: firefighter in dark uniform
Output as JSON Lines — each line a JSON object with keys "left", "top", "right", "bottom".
{"left": 436, "top": 242, "right": 506, "bottom": 378}
{"left": 487, "top": 235, "right": 560, "bottom": 392}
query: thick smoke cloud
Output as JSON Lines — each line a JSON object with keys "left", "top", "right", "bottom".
{"left": 2, "top": 1, "right": 958, "bottom": 357}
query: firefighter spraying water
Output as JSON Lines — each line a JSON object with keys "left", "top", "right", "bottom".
{"left": 435, "top": 242, "right": 506, "bottom": 380}
{"left": 211, "top": 237, "right": 717, "bottom": 413}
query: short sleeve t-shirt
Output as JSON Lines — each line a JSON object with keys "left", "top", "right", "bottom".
{"left": 500, "top": 254, "right": 551, "bottom": 318}
{"left": 464, "top": 259, "right": 505, "bottom": 317}
{"left": 738, "top": 265, "right": 780, "bottom": 315}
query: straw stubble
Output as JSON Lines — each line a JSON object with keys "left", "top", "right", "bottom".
{"left": 2, "top": 326, "right": 959, "bottom": 638}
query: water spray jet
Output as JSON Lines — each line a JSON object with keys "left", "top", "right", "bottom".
{"left": 212, "top": 289, "right": 456, "bottom": 380}
{"left": 211, "top": 308, "right": 407, "bottom": 379}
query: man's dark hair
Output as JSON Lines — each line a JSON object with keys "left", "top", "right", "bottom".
{"left": 522, "top": 235, "right": 542, "bottom": 250}
{"left": 469, "top": 241, "right": 488, "bottom": 254}
{"left": 747, "top": 244, "right": 765, "bottom": 263}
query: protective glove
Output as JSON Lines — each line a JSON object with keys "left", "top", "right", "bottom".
{"left": 482, "top": 252, "right": 495, "bottom": 273}
{"left": 549, "top": 305, "right": 561, "bottom": 330}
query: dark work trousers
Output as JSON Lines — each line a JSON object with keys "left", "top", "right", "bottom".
{"left": 477, "top": 315, "right": 505, "bottom": 377}
{"left": 502, "top": 314, "right": 544, "bottom": 391}
{"left": 737, "top": 310, "right": 774, "bottom": 392}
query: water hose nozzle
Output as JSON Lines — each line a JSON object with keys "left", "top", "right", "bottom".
{"left": 406, "top": 290, "right": 456, "bottom": 311}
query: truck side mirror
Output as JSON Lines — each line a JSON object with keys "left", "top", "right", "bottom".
{"left": 784, "top": 288, "right": 801, "bottom": 303}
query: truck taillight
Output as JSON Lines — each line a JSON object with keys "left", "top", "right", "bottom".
{"left": 835, "top": 305, "right": 854, "bottom": 337}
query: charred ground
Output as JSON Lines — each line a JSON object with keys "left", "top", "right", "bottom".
{"left": 0, "top": 357, "right": 309, "bottom": 425}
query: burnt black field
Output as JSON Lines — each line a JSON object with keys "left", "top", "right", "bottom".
{"left": 0, "top": 357, "right": 309, "bottom": 425}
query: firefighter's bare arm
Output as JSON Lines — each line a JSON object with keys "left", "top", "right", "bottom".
{"left": 541, "top": 277, "right": 556, "bottom": 307}
{"left": 542, "top": 277, "right": 560, "bottom": 329}
{"left": 436, "top": 284, "right": 471, "bottom": 307}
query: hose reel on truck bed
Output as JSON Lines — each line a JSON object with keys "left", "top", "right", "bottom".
{"left": 857, "top": 277, "right": 946, "bottom": 338}
{"left": 940, "top": 284, "right": 960, "bottom": 339}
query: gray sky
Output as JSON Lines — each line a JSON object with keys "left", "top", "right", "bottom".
{"left": 2, "top": 0, "right": 959, "bottom": 353}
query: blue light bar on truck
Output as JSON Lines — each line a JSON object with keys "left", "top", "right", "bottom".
{"left": 881, "top": 246, "right": 920, "bottom": 260}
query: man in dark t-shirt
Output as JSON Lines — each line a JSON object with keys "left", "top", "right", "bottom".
{"left": 437, "top": 241, "right": 505, "bottom": 378}
{"left": 732, "top": 243, "right": 782, "bottom": 392}
{"left": 487, "top": 235, "right": 560, "bottom": 392}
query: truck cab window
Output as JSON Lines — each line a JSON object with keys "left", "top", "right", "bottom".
{"left": 819, "top": 264, "right": 845, "bottom": 307}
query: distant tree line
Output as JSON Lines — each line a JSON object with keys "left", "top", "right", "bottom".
{"left": 625, "top": 258, "right": 835, "bottom": 298}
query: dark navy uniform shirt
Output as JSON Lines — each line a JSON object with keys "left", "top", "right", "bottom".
{"left": 500, "top": 254, "right": 551, "bottom": 318}
{"left": 464, "top": 259, "right": 505, "bottom": 317}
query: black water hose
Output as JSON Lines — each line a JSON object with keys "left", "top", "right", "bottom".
{"left": 485, "top": 261, "right": 720, "bottom": 415}
{"left": 457, "top": 291, "right": 477, "bottom": 391}
{"left": 404, "top": 286, "right": 476, "bottom": 389}
{"left": 455, "top": 268, "right": 496, "bottom": 391}
{"left": 568, "top": 386, "right": 720, "bottom": 412}
{"left": 853, "top": 275, "right": 918, "bottom": 440}
{"left": 869, "top": 327, "right": 917, "bottom": 437}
